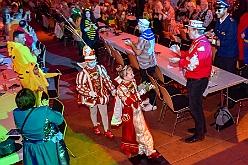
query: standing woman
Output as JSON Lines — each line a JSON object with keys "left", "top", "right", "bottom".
{"left": 13, "top": 88, "right": 70, "bottom": 165}
{"left": 69, "top": 7, "right": 84, "bottom": 56}
{"left": 80, "top": 8, "right": 99, "bottom": 59}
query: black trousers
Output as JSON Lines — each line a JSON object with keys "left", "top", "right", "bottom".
{"left": 214, "top": 55, "right": 238, "bottom": 74}
{"left": 140, "top": 66, "right": 156, "bottom": 105}
{"left": 186, "top": 78, "right": 208, "bottom": 136}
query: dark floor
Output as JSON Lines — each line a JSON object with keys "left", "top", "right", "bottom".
{"left": 15, "top": 19, "right": 248, "bottom": 165}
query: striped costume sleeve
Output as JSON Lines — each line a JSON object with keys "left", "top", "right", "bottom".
{"left": 76, "top": 70, "right": 91, "bottom": 96}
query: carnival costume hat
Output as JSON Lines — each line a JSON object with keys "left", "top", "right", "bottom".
{"left": 215, "top": 0, "right": 229, "bottom": 8}
{"left": 22, "top": 62, "right": 49, "bottom": 88}
{"left": 138, "top": 19, "right": 150, "bottom": 28}
{"left": 72, "top": 8, "right": 81, "bottom": 15}
{"left": 83, "top": 45, "right": 96, "bottom": 61}
{"left": 138, "top": 19, "right": 155, "bottom": 55}
{"left": 186, "top": 20, "right": 206, "bottom": 30}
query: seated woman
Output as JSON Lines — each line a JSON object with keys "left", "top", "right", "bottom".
{"left": 143, "top": 3, "right": 152, "bottom": 20}
{"left": 183, "top": 2, "right": 198, "bottom": 25}
{"left": 102, "top": 2, "right": 117, "bottom": 28}
{"left": 116, "top": 10, "right": 129, "bottom": 32}
{"left": 150, "top": 2, "right": 164, "bottom": 43}
{"left": 13, "top": 88, "right": 70, "bottom": 165}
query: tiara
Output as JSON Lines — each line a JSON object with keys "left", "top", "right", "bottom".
{"left": 116, "top": 65, "right": 128, "bottom": 72}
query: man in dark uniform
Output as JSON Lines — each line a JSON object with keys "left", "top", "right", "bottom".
{"left": 207, "top": 0, "right": 238, "bottom": 74}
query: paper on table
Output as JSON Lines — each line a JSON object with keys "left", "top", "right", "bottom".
{"left": 208, "top": 81, "right": 218, "bottom": 89}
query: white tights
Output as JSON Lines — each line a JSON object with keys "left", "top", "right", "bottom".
{"left": 90, "top": 104, "right": 109, "bottom": 132}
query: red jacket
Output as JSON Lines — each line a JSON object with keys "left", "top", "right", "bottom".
{"left": 238, "top": 12, "right": 248, "bottom": 60}
{"left": 179, "top": 35, "right": 212, "bottom": 79}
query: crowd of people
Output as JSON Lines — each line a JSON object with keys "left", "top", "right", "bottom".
{"left": 1, "top": 0, "right": 248, "bottom": 164}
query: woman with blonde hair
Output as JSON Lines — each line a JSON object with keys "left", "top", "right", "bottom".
{"left": 184, "top": 2, "right": 198, "bottom": 23}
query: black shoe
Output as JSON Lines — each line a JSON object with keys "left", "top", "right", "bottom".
{"left": 185, "top": 134, "right": 204, "bottom": 143}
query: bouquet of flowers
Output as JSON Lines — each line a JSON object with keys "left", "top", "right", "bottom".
{"left": 137, "top": 81, "right": 155, "bottom": 92}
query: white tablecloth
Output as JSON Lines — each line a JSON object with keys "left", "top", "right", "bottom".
{"left": 100, "top": 32, "right": 247, "bottom": 96}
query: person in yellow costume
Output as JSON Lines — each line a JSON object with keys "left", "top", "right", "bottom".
{"left": 22, "top": 63, "right": 62, "bottom": 106}
{"left": 7, "top": 30, "right": 38, "bottom": 77}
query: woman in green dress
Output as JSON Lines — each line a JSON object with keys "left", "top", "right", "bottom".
{"left": 69, "top": 7, "right": 84, "bottom": 56}
{"left": 13, "top": 88, "right": 70, "bottom": 165}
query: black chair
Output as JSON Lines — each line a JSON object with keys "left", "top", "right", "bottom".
{"left": 157, "top": 83, "right": 191, "bottom": 136}
{"left": 36, "top": 41, "right": 47, "bottom": 69}
{"left": 48, "top": 69, "right": 61, "bottom": 99}
{"left": 52, "top": 98, "right": 76, "bottom": 158}
{"left": 226, "top": 66, "right": 248, "bottom": 125}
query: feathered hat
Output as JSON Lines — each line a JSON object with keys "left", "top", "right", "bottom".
{"left": 83, "top": 45, "right": 96, "bottom": 61}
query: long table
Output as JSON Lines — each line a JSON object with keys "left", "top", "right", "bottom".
{"left": 100, "top": 32, "right": 247, "bottom": 97}
{"left": 0, "top": 56, "right": 23, "bottom": 164}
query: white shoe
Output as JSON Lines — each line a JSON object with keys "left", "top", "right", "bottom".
{"left": 143, "top": 103, "right": 157, "bottom": 111}
{"left": 142, "top": 98, "right": 150, "bottom": 105}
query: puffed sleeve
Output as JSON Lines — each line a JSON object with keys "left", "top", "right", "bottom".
{"left": 117, "top": 84, "right": 140, "bottom": 105}
{"left": 46, "top": 106, "right": 64, "bottom": 125}
{"left": 180, "top": 41, "right": 212, "bottom": 71}
{"left": 76, "top": 70, "right": 91, "bottom": 96}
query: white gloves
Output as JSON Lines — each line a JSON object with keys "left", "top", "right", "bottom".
{"left": 33, "top": 49, "right": 41, "bottom": 56}
{"left": 68, "top": 17, "right": 73, "bottom": 22}
{"left": 170, "top": 44, "right": 181, "bottom": 55}
{"left": 111, "top": 89, "right": 116, "bottom": 96}
{"left": 93, "top": 24, "right": 98, "bottom": 30}
{"left": 139, "top": 89, "right": 146, "bottom": 96}
{"left": 168, "top": 57, "right": 180, "bottom": 63}
{"left": 89, "top": 91, "right": 97, "bottom": 98}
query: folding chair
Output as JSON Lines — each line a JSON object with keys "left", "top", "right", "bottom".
{"left": 225, "top": 66, "right": 248, "bottom": 125}
{"left": 153, "top": 65, "right": 173, "bottom": 85}
{"left": 126, "top": 51, "right": 140, "bottom": 76}
{"left": 157, "top": 83, "right": 190, "bottom": 136}
{"left": 48, "top": 69, "right": 61, "bottom": 99}
{"left": 52, "top": 98, "right": 76, "bottom": 158}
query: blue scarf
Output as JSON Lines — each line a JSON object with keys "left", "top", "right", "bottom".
{"left": 140, "top": 28, "right": 155, "bottom": 55}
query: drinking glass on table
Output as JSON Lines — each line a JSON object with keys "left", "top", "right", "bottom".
{"left": 2, "top": 73, "right": 7, "bottom": 80}
{"left": 2, "top": 83, "right": 7, "bottom": 91}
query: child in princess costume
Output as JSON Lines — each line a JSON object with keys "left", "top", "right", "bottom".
{"left": 113, "top": 65, "right": 161, "bottom": 159}
{"left": 76, "top": 45, "right": 116, "bottom": 139}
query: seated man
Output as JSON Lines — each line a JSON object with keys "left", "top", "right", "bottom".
{"left": 7, "top": 31, "right": 40, "bottom": 85}
{"left": 15, "top": 20, "right": 37, "bottom": 50}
